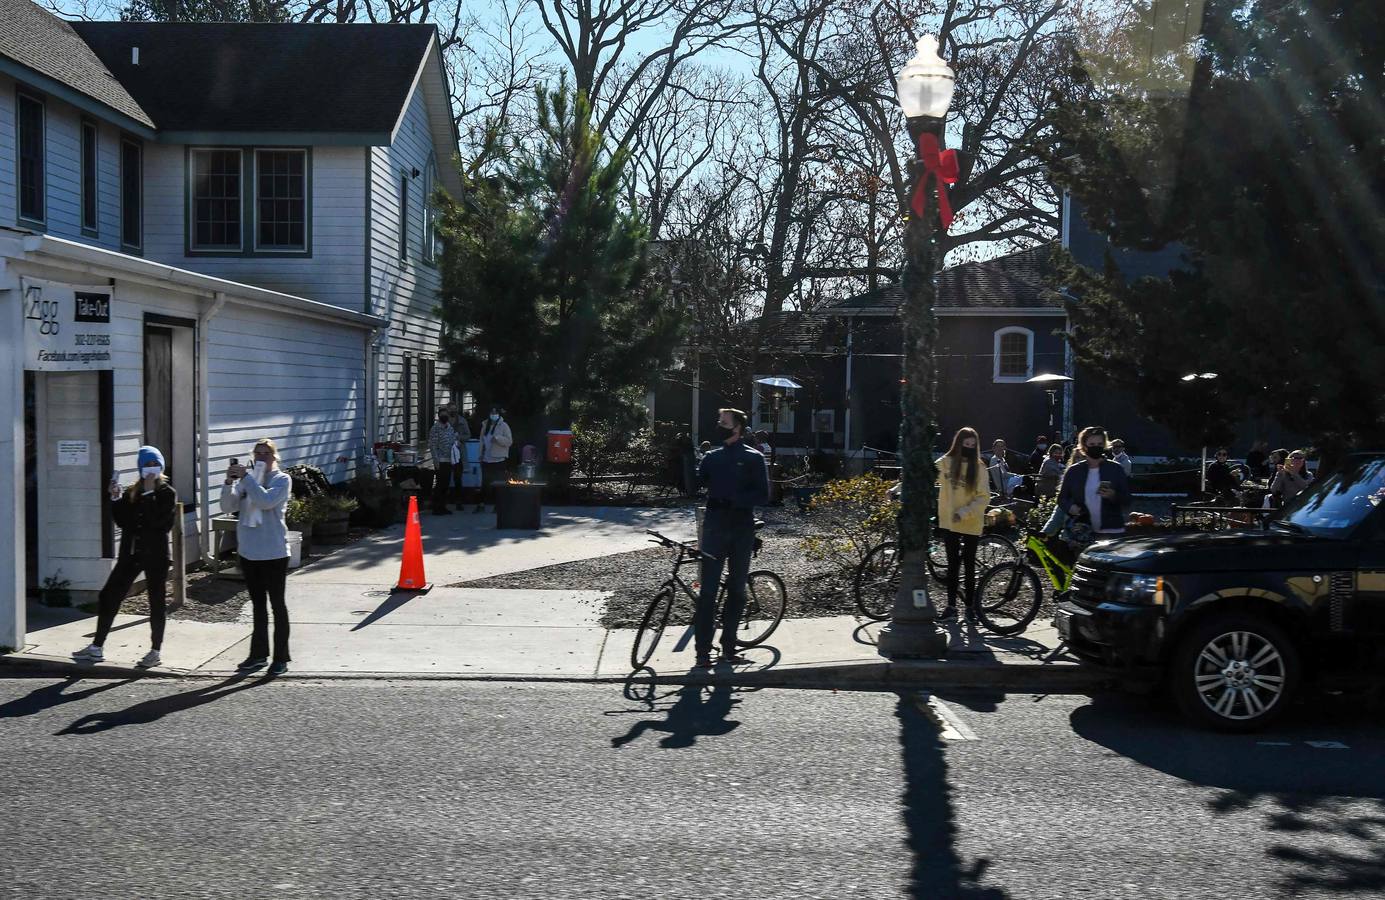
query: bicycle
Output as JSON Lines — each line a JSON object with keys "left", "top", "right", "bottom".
{"left": 972, "top": 521, "right": 1092, "bottom": 635}
{"left": 631, "top": 527, "right": 788, "bottom": 670}
{"left": 853, "top": 525, "right": 1018, "bottom": 621}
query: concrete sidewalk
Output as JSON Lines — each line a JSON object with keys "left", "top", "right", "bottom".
{"left": 1, "top": 504, "right": 1104, "bottom": 692}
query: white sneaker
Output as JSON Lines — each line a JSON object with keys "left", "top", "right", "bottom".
{"left": 72, "top": 644, "right": 104, "bottom": 662}
{"left": 135, "top": 649, "right": 162, "bottom": 669}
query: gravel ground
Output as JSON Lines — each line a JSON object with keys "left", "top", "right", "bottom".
{"left": 458, "top": 505, "right": 869, "bottom": 629}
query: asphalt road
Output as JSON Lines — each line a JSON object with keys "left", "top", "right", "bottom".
{"left": 1, "top": 676, "right": 1382, "bottom": 900}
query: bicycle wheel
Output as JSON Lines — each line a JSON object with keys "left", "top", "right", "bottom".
{"left": 630, "top": 586, "right": 676, "bottom": 669}
{"left": 974, "top": 562, "right": 1043, "bottom": 636}
{"left": 976, "top": 534, "right": 1019, "bottom": 568}
{"left": 733, "top": 571, "right": 788, "bottom": 647}
{"left": 929, "top": 533, "right": 1016, "bottom": 583}
{"left": 854, "top": 542, "right": 899, "bottom": 620}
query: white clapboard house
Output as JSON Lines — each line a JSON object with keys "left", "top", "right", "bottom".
{"left": 0, "top": 0, "right": 462, "bottom": 648}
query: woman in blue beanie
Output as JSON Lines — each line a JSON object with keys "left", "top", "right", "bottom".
{"left": 73, "top": 446, "right": 177, "bottom": 667}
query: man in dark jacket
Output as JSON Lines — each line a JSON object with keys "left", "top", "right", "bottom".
{"left": 73, "top": 446, "right": 178, "bottom": 667}
{"left": 695, "top": 408, "right": 770, "bottom": 669}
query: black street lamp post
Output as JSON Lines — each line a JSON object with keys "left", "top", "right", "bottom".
{"left": 877, "top": 35, "right": 956, "bottom": 661}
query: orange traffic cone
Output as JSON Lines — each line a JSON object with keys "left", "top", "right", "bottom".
{"left": 395, "top": 495, "right": 431, "bottom": 591}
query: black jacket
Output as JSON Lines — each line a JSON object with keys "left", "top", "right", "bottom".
{"left": 698, "top": 440, "right": 770, "bottom": 510}
{"left": 113, "top": 480, "right": 178, "bottom": 562}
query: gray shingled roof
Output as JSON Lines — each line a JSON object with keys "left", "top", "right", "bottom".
{"left": 71, "top": 21, "right": 434, "bottom": 134}
{"left": 0, "top": 0, "right": 152, "bottom": 127}
{"left": 831, "top": 242, "right": 1061, "bottom": 311}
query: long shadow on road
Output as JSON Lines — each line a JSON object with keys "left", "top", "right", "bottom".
{"left": 608, "top": 668, "right": 743, "bottom": 749}
{"left": 1071, "top": 692, "right": 1385, "bottom": 896}
{"left": 897, "top": 692, "right": 1009, "bottom": 899}
{"left": 0, "top": 677, "right": 137, "bottom": 720}
{"left": 54, "top": 672, "right": 272, "bottom": 736}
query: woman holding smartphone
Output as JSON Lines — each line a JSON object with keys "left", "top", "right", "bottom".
{"left": 73, "top": 446, "right": 177, "bottom": 667}
{"left": 222, "top": 439, "right": 294, "bottom": 675}
{"left": 1057, "top": 426, "right": 1131, "bottom": 538}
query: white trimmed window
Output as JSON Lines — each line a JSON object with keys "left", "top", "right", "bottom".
{"left": 751, "top": 377, "right": 796, "bottom": 433}
{"left": 993, "top": 327, "right": 1034, "bottom": 382}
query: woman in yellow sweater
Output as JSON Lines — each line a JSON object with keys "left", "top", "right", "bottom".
{"left": 936, "top": 427, "right": 991, "bottom": 620}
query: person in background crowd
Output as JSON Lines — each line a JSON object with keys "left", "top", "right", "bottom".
{"left": 936, "top": 427, "right": 990, "bottom": 621}
{"left": 1028, "top": 435, "right": 1051, "bottom": 474}
{"left": 755, "top": 430, "right": 774, "bottom": 461}
{"left": 447, "top": 402, "right": 472, "bottom": 503}
{"left": 428, "top": 408, "right": 458, "bottom": 514}
{"left": 1270, "top": 449, "right": 1313, "bottom": 506}
{"left": 1245, "top": 440, "right": 1269, "bottom": 479}
{"left": 72, "top": 446, "right": 177, "bottom": 667}
{"left": 1036, "top": 443, "right": 1066, "bottom": 500}
{"left": 694, "top": 408, "right": 770, "bottom": 669}
{"left": 476, "top": 406, "right": 514, "bottom": 513}
{"left": 1269, "top": 448, "right": 1290, "bottom": 475}
{"left": 1205, "top": 448, "right": 1239, "bottom": 501}
{"left": 1058, "top": 426, "right": 1131, "bottom": 538}
{"left": 222, "top": 439, "right": 294, "bottom": 675}
{"left": 988, "top": 439, "right": 1023, "bottom": 497}
{"left": 1110, "top": 439, "right": 1133, "bottom": 476}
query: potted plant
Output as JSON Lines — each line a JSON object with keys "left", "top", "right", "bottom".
{"left": 286, "top": 497, "right": 329, "bottom": 558}
{"left": 311, "top": 493, "right": 359, "bottom": 544}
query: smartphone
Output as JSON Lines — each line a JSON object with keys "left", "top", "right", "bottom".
{"left": 1099, "top": 481, "right": 1112, "bottom": 492}
{"left": 230, "top": 458, "right": 239, "bottom": 466}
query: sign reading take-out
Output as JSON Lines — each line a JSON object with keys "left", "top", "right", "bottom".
{"left": 21, "top": 277, "right": 114, "bottom": 372}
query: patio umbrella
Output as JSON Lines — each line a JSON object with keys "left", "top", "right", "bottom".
{"left": 755, "top": 376, "right": 803, "bottom": 389}
{"left": 1025, "top": 373, "right": 1073, "bottom": 384}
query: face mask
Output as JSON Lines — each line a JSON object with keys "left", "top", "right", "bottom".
{"left": 716, "top": 426, "right": 736, "bottom": 441}
{"left": 140, "top": 465, "right": 162, "bottom": 478}
{"left": 1085, "top": 445, "right": 1105, "bottom": 459}
{"left": 254, "top": 460, "right": 268, "bottom": 472}
{"left": 490, "top": 414, "right": 500, "bottom": 423}
{"left": 1037, "top": 443, "right": 1048, "bottom": 451}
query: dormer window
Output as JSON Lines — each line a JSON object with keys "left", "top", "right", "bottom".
{"left": 187, "top": 146, "right": 311, "bottom": 256}
{"left": 190, "top": 148, "right": 243, "bottom": 251}
{"left": 255, "top": 149, "right": 307, "bottom": 251}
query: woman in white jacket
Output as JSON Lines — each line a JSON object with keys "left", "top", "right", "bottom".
{"left": 221, "top": 438, "right": 294, "bottom": 675}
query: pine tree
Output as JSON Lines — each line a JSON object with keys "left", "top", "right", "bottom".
{"left": 1047, "top": 0, "right": 1385, "bottom": 450}
{"left": 437, "top": 84, "right": 680, "bottom": 433}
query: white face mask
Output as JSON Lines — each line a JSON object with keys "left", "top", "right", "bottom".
{"left": 253, "top": 459, "right": 268, "bottom": 472}
{"left": 489, "top": 414, "right": 500, "bottom": 423}
{"left": 140, "top": 465, "right": 162, "bottom": 478}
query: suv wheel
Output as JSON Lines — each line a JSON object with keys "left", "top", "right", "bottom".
{"left": 1170, "top": 612, "right": 1301, "bottom": 732}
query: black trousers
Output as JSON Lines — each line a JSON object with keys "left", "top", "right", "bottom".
{"left": 93, "top": 554, "right": 170, "bottom": 648}
{"left": 940, "top": 528, "right": 979, "bottom": 609}
{"left": 695, "top": 510, "right": 756, "bottom": 657}
{"left": 241, "top": 555, "right": 290, "bottom": 662}
{"left": 432, "top": 463, "right": 454, "bottom": 511}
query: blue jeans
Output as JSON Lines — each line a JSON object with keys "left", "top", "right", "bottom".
{"left": 696, "top": 510, "right": 755, "bottom": 657}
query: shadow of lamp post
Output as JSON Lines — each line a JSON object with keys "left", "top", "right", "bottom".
{"left": 877, "top": 35, "right": 956, "bottom": 661}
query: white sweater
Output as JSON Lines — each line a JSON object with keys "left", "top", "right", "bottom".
{"left": 221, "top": 470, "right": 293, "bottom": 560}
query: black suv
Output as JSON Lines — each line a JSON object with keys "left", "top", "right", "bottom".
{"left": 1056, "top": 453, "right": 1385, "bottom": 731}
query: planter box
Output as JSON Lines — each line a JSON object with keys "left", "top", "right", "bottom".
{"left": 316, "top": 511, "right": 351, "bottom": 544}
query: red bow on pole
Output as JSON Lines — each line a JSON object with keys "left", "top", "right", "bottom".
{"left": 911, "top": 132, "right": 959, "bottom": 231}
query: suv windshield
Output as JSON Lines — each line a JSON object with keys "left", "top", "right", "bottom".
{"left": 1278, "top": 457, "right": 1385, "bottom": 538}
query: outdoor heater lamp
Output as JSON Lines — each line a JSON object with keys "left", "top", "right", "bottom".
{"left": 876, "top": 33, "right": 956, "bottom": 662}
